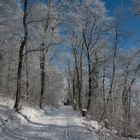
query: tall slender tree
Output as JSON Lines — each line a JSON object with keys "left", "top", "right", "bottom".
{"left": 14, "top": 0, "right": 29, "bottom": 111}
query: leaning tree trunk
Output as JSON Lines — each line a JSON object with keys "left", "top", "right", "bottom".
{"left": 14, "top": 0, "right": 28, "bottom": 111}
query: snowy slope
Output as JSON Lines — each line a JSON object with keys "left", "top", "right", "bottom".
{"left": 0, "top": 97, "right": 139, "bottom": 140}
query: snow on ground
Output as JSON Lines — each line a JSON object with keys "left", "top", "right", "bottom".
{"left": 0, "top": 97, "right": 139, "bottom": 140}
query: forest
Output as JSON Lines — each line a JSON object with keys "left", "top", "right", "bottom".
{"left": 0, "top": 0, "right": 140, "bottom": 139}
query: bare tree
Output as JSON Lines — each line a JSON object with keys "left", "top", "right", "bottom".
{"left": 120, "top": 51, "right": 140, "bottom": 136}
{"left": 14, "top": 0, "right": 29, "bottom": 111}
{"left": 100, "top": 24, "right": 118, "bottom": 121}
{"left": 69, "top": 31, "right": 84, "bottom": 110}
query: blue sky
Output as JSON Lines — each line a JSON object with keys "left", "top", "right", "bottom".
{"left": 104, "top": 0, "right": 140, "bottom": 49}
{"left": 25, "top": 0, "right": 140, "bottom": 49}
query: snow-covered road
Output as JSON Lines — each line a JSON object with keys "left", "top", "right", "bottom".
{"left": 0, "top": 105, "right": 99, "bottom": 140}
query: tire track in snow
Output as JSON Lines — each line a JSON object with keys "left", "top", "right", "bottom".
{"left": 0, "top": 105, "right": 99, "bottom": 140}
{"left": 64, "top": 108, "right": 69, "bottom": 140}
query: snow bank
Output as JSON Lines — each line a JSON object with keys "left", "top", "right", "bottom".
{"left": 20, "top": 105, "right": 47, "bottom": 123}
{"left": 0, "top": 96, "right": 14, "bottom": 108}
{"left": 0, "top": 96, "right": 139, "bottom": 140}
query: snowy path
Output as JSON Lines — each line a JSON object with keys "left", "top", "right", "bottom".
{"left": 0, "top": 105, "right": 99, "bottom": 140}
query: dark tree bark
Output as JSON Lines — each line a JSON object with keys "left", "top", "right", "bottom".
{"left": 39, "top": 45, "right": 46, "bottom": 109}
{"left": 14, "top": 0, "right": 28, "bottom": 111}
{"left": 82, "top": 28, "right": 100, "bottom": 112}
{"left": 87, "top": 51, "right": 92, "bottom": 111}
{"left": 82, "top": 32, "right": 91, "bottom": 111}
{"left": 72, "top": 70, "right": 77, "bottom": 110}
{"left": 25, "top": 44, "right": 29, "bottom": 98}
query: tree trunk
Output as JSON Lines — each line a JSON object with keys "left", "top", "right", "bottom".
{"left": 39, "top": 8, "right": 50, "bottom": 109}
{"left": 87, "top": 52, "right": 92, "bottom": 111}
{"left": 14, "top": 0, "right": 28, "bottom": 111}
{"left": 122, "top": 64, "right": 138, "bottom": 136}
{"left": 100, "top": 26, "right": 118, "bottom": 121}
{"left": 122, "top": 86, "right": 130, "bottom": 136}
{"left": 72, "top": 72, "right": 77, "bottom": 110}
{"left": 39, "top": 45, "right": 46, "bottom": 109}
{"left": 65, "top": 61, "right": 74, "bottom": 106}
{"left": 102, "top": 66, "right": 106, "bottom": 107}
{"left": 88, "top": 52, "right": 99, "bottom": 117}
{"left": 71, "top": 41, "right": 83, "bottom": 110}
{"left": 25, "top": 44, "right": 29, "bottom": 98}
{"left": 6, "top": 66, "right": 11, "bottom": 95}
{"left": 14, "top": 41, "right": 26, "bottom": 111}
